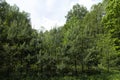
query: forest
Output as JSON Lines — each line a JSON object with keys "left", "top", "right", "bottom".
{"left": 0, "top": 0, "right": 120, "bottom": 80}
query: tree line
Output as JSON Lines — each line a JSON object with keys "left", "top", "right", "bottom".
{"left": 0, "top": 0, "right": 120, "bottom": 80}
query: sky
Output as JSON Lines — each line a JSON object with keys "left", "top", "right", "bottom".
{"left": 6, "top": 0, "right": 102, "bottom": 31}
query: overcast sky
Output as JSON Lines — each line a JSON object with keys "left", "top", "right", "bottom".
{"left": 6, "top": 0, "right": 102, "bottom": 30}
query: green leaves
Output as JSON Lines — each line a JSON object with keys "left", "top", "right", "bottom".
{"left": 65, "top": 3, "right": 88, "bottom": 22}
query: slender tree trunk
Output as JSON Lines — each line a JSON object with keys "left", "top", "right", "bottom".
{"left": 20, "top": 53, "right": 22, "bottom": 79}
{"left": 75, "top": 59, "right": 77, "bottom": 75}
{"left": 107, "top": 52, "right": 110, "bottom": 72}
{"left": 81, "top": 62, "right": 84, "bottom": 73}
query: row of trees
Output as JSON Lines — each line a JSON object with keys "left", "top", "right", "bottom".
{"left": 0, "top": 0, "right": 120, "bottom": 80}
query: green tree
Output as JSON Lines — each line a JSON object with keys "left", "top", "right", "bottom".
{"left": 63, "top": 3, "right": 88, "bottom": 74}
{"left": 102, "top": 0, "right": 120, "bottom": 71}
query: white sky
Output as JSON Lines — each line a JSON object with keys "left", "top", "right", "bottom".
{"left": 6, "top": 0, "right": 102, "bottom": 31}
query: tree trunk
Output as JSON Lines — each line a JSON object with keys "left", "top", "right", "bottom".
{"left": 81, "top": 62, "right": 84, "bottom": 73}
{"left": 74, "top": 59, "right": 77, "bottom": 75}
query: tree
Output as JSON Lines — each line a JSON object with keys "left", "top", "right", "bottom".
{"left": 63, "top": 4, "right": 88, "bottom": 74}
{"left": 103, "top": 0, "right": 120, "bottom": 51}
{"left": 0, "top": 1, "right": 34, "bottom": 79}
{"left": 65, "top": 3, "right": 88, "bottom": 22}
{"left": 102, "top": 0, "right": 120, "bottom": 71}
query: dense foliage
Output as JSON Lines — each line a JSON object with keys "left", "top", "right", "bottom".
{"left": 0, "top": 0, "right": 120, "bottom": 80}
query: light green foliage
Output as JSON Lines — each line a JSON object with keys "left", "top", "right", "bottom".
{"left": 103, "top": 0, "right": 120, "bottom": 50}
{"left": 102, "top": 0, "right": 120, "bottom": 70}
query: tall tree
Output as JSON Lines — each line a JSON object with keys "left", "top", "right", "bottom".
{"left": 102, "top": 0, "right": 120, "bottom": 71}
